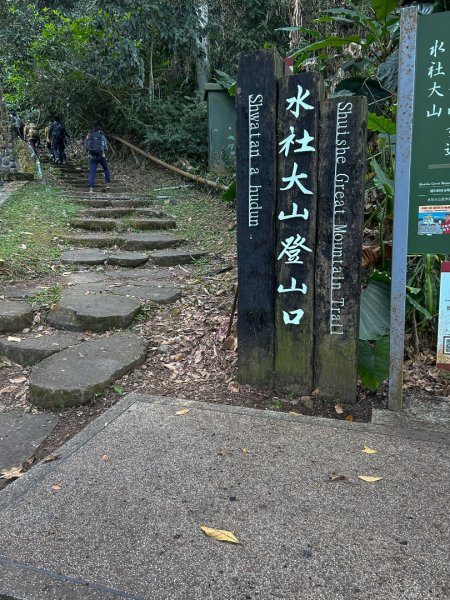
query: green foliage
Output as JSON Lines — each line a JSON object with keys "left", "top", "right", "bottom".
{"left": 359, "top": 274, "right": 391, "bottom": 340}
{"left": 358, "top": 337, "right": 390, "bottom": 390}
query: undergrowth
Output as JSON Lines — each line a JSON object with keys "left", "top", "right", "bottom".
{"left": 0, "top": 183, "right": 78, "bottom": 279}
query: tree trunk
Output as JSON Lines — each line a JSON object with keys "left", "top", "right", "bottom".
{"left": 289, "top": 0, "right": 302, "bottom": 51}
{"left": 195, "top": 1, "right": 210, "bottom": 94}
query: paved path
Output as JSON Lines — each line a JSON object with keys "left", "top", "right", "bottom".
{"left": 0, "top": 393, "right": 448, "bottom": 599}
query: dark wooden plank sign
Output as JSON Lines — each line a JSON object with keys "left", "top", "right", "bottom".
{"left": 274, "top": 72, "right": 323, "bottom": 393}
{"left": 236, "top": 49, "right": 283, "bottom": 385}
{"left": 314, "top": 97, "right": 368, "bottom": 403}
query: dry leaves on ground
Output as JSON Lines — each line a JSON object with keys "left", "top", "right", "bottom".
{"left": 200, "top": 526, "right": 240, "bottom": 544}
{"left": 358, "top": 475, "right": 383, "bottom": 482}
{"left": 0, "top": 466, "right": 24, "bottom": 479}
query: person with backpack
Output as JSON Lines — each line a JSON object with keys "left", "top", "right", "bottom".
{"left": 10, "top": 112, "right": 24, "bottom": 140}
{"left": 49, "top": 116, "right": 69, "bottom": 163}
{"left": 85, "top": 124, "right": 111, "bottom": 193}
{"left": 24, "top": 122, "right": 41, "bottom": 157}
{"left": 44, "top": 118, "right": 55, "bottom": 160}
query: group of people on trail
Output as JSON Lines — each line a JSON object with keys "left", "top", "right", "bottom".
{"left": 8, "top": 112, "right": 111, "bottom": 191}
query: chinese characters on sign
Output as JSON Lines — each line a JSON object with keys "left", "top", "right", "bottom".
{"left": 409, "top": 12, "right": 450, "bottom": 254}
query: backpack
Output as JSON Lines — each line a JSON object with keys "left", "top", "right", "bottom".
{"left": 28, "top": 125, "right": 39, "bottom": 141}
{"left": 86, "top": 131, "right": 105, "bottom": 155}
{"left": 51, "top": 122, "right": 65, "bottom": 141}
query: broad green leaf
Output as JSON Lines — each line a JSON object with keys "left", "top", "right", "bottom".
{"left": 367, "top": 112, "right": 396, "bottom": 135}
{"left": 371, "top": 0, "right": 399, "bottom": 23}
{"left": 359, "top": 280, "right": 391, "bottom": 340}
{"left": 358, "top": 337, "right": 390, "bottom": 391}
{"left": 371, "top": 157, "right": 394, "bottom": 199}
{"left": 377, "top": 49, "right": 399, "bottom": 93}
{"left": 334, "top": 77, "right": 391, "bottom": 114}
{"left": 223, "top": 180, "right": 236, "bottom": 203}
{"left": 292, "top": 35, "right": 362, "bottom": 64}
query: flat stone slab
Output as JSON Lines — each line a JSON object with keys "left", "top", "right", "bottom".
{"left": 105, "top": 252, "right": 149, "bottom": 267}
{"left": 78, "top": 207, "right": 167, "bottom": 219}
{"left": 0, "top": 300, "right": 33, "bottom": 334}
{"left": 0, "top": 411, "right": 58, "bottom": 471}
{"left": 149, "top": 248, "right": 208, "bottom": 266}
{"left": 123, "top": 233, "right": 184, "bottom": 251}
{"left": 29, "top": 332, "right": 146, "bottom": 408}
{"left": 0, "top": 331, "right": 83, "bottom": 366}
{"left": 71, "top": 198, "right": 152, "bottom": 208}
{"left": 0, "top": 395, "right": 449, "bottom": 599}
{"left": 67, "top": 281, "right": 181, "bottom": 304}
{"left": 127, "top": 218, "right": 176, "bottom": 230}
{"left": 0, "top": 286, "right": 45, "bottom": 300}
{"left": 46, "top": 290, "right": 141, "bottom": 332}
{"left": 62, "top": 234, "right": 120, "bottom": 248}
{"left": 62, "top": 268, "right": 175, "bottom": 286}
{"left": 61, "top": 250, "right": 108, "bottom": 265}
{"left": 69, "top": 218, "right": 118, "bottom": 231}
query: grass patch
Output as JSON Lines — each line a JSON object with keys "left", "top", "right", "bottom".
{"left": 0, "top": 183, "right": 79, "bottom": 280}
{"left": 149, "top": 187, "right": 236, "bottom": 257}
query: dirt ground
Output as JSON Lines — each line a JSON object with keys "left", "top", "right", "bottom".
{"left": 1, "top": 150, "right": 449, "bottom": 480}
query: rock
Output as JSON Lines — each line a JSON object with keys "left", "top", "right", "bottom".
{"left": 148, "top": 249, "right": 208, "bottom": 266}
{"left": 0, "top": 331, "right": 83, "bottom": 366}
{"left": 46, "top": 290, "right": 142, "bottom": 332}
{"left": 106, "top": 252, "right": 150, "bottom": 267}
{"left": 0, "top": 300, "right": 33, "bottom": 334}
{"left": 126, "top": 218, "right": 176, "bottom": 230}
{"left": 123, "top": 233, "right": 184, "bottom": 251}
{"left": 62, "top": 233, "right": 120, "bottom": 248}
{"left": 60, "top": 250, "right": 108, "bottom": 266}
{"left": 0, "top": 411, "right": 59, "bottom": 471}
{"left": 29, "top": 331, "right": 146, "bottom": 408}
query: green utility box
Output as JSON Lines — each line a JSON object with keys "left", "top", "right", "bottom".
{"left": 204, "top": 83, "right": 236, "bottom": 174}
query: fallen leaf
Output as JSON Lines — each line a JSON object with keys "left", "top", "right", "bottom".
{"left": 43, "top": 454, "right": 60, "bottom": 463}
{"left": 51, "top": 483, "right": 62, "bottom": 491}
{"left": 0, "top": 466, "right": 24, "bottom": 479}
{"left": 362, "top": 446, "right": 377, "bottom": 454}
{"left": 335, "top": 404, "right": 344, "bottom": 414}
{"left": 329, "top": 473, "right": 348, "bottom": 482}
{"left": 200, "top": 525, "right": 240, "bottom": 544}
{"left": 101, "top": 454, "right": 110, "bottom": 461}
{"left": 345, "top": 415, "right": 353, "bottom": 422}
{"left": 175, "top": 408, "right": 191, "bottom": 415}
{"left": 9, "top": 376, "right": 27, "bottom": 384}
{"left": 0, "top": 385, "right": 18, "bottom": 394}
{"left": 288, "top": 411, "right": 302, "bottom": 416}
{"left": 358, "top": 475, "right": 383, "bottom": 482}
{"left": 241, "top": 448, "right": 250, "bottom": 454}
{"left": 7, "top": 336, "right": 21, "bottom": 342}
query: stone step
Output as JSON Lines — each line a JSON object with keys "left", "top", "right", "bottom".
{"left": 0, "top": 300, "right": 33, "bottom": 334}
{"left": 63, "top": 232, "right": 184, "bottom": 250}
{"left": 71, "top": 198, "right": 153, "bottom": 208}
{"left": 70, "top": 281, "right": 182, "bottom": 304}
{"left": 148, "top": 248, "right": 208, "bottom": 266}
{"left": 69, "top": 217, "right": 177, "bottom": 232}
{"left": 78, "top": 207, "right": 168, "bottom": 219}
{"left": 63, "top": 191, "right": 150, "bottom": 199}
{"left": 0, "top": 331, "right": 83, "bottom": 366}
{"left": 29, "top": 331, "right": 146, "bottom": 408}
{"left": 61, "top": 249, "right": 150, "bottom": 268}
{"left": 46, "top": 289, "right": 142, "bottom": 332}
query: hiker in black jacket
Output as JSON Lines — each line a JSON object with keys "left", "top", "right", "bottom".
{"left": 49, "top": 116, "right": 69, "bottom": 163}
{"left": 85, "top": 124, "right": 111, "bottom": 192}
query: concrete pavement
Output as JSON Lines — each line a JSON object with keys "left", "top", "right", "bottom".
{"left": 0, "top": 393, "right": 449, "bottom": 599}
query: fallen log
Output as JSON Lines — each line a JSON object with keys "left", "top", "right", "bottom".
{"left": 109, "top": 135, "right": 229, "bottom": 193}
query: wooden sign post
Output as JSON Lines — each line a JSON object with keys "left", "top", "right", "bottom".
{"left": 274, "top": 72, "right": 323, "bottom": 393}
{"left": 314, "top": 98, "right": 367, "bottom": 402}
{"left": 236, "top": 49, "right": 283, "bottom": 385}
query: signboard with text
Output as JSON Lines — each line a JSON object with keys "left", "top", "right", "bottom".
{"left": 409, "top": 11, "right": 450, "bottom": 254}
{"left": 437, "top": 262, "right": 450, "bottom": 369}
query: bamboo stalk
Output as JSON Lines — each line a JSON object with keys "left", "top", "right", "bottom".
{"left": 109, "top": 134, "right": 229, "bottom": 192}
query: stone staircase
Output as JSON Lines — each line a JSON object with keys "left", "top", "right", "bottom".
{"left": 0, "top": 158, "right": 209, "bottom": 410}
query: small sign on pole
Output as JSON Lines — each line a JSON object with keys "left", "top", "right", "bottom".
{"left": 437, "top": 262, "right": 450, "bottom": 370}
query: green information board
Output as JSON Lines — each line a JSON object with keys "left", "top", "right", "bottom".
{"left": 409, "top": 11, "right": 450, "bottom": 254}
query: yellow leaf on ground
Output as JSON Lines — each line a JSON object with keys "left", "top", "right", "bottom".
{"left": 358, "top": 475, "right": 383, "bottom": 482}
{"left": 0, "top": 467, "right": 24, "bottom": 480}
{"left": 335, "top": 404, "right": 344, "bottom": 414}
{"left": 51, "top": 483, "right": 62, "bottom": 491}
{"left": 43, "top": 455, "right": 60, "bottom": 463}
{"left": 362, "top": 446, "right": 377, "bottom": 454}
{"left": 175, "top": 408, "right": 191, "bottom": 415}
{"left": 200, "top": 526, "right": 240, "bottom": 544}
{"left": 241, "top": 448, "right": 250, "bottom": 453}
{"left": 345, "top": 415, "right": 353, "bottom": 422}
{"left": 288, "top": 411, "right": 302, "bottom": 416}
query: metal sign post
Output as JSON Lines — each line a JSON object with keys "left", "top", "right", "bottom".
{"left": 389, "top": 7, "right": 418, "bottom": 410}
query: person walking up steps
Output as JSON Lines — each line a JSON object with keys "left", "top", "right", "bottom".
{"left": 85, "top": 124, "right": 111, "bottom": 193}
{"left": 50, "top": 116, "right": 69, "bottom": 164}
